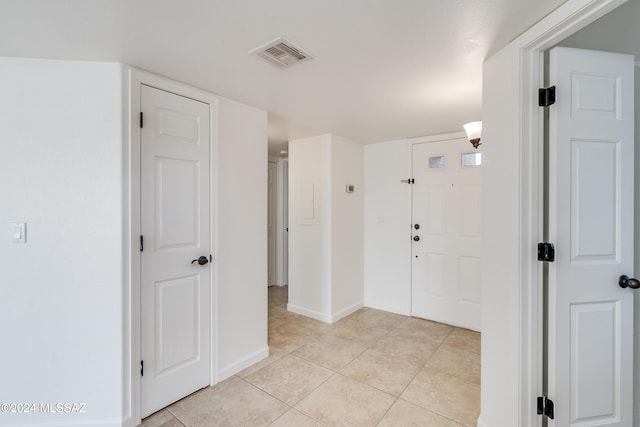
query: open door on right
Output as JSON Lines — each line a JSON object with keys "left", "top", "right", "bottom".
{"left": 545, "top": 46, "right": 635, "bottom": 427}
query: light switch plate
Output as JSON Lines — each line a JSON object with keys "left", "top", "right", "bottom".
{"left": 12, "top": 223, "right": 26, "bottom": 243}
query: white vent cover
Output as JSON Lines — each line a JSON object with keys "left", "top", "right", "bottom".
{"left": 249, "top": 37, "right": 312, "bottom": 70}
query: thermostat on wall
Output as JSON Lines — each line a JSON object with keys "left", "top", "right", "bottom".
{"left": 346, "top": 185, "right": 354, "bottom": 193}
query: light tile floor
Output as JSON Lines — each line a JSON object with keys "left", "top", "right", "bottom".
{"left": 142, "top": 286, "right": 481, "bottom": 427}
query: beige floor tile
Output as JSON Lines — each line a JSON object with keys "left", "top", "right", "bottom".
{"left": 236, "top": 354, "right": 282, "bottom": 378}
{"left": 295, "top": 374, "right": 396, "bottom": 427}
{"left": 141, "top": 409, "right": 184, "bottom": 427}
{"left": 270, "top": 409, "right": 323, "bottom": 427}
{"left": 268, "top": 322, "right": 314, "bottom": 357}
{"left": 293, "top": 314, "right": 336, "bottom": 334}
{"left": 377, "top": 399, "right": 463, "bottom": 427}
{"left": 444, "top": 328, "right": 481, "bottom": 354}
{"left": 370, "top": 334, "right": 440, "bottom": 366}
{"left": 147, "top": 286, "right": 481, "bottom": 427}
{"left": 426, "top": 344, "right": 481, "bottom": 384}
{"left": 168, "top": 379, "right": 288, "bottom": 427}
{"left": 347, "top": 308, "right": 407, "bottom": 330}
{"left": 401, "top": 368, "right": 480, "bottom": 427}
{"left": 390, "top": 317, "right": 454, "bottom": 343}
{"left": 294, "top": 333, "right": 367, "bottom": 371}
{"left": 340, "top": 349, "right": 422, "bottom": 396}
{"left": 245, "top": 354, "right": 333, "bottom": 405}
{"left": 327, "top": 319, "right": 390, "bottom": 346}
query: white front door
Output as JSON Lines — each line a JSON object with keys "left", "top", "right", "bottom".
{"left": 411, "top": 137, "right": 482, "bottom": 331}
{"left": 140, "top": 84, "right": 211, "bottom": 417}
{"left": 547, "top": 47, "right": 635, "bottom": 426}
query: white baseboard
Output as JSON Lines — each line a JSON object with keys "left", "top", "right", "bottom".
{"left": 331, "top": 301, "right": 364, "bottom": 322}
{"left": 288, "top": 301, "right": 364, "bottom": 323}
{"left": 363, "top": 299, "right": 410, "bottom": 316}
{"left": 9, "top": 418, "right": 127, "bottom": 427}
{"left": 287, "top": 303, "right": 332, "bottom": 323}
{"left": 217, "top": 346, "right": 269, "bottom": 381}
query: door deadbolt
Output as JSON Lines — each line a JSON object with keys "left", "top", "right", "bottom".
{"left": 414, "top": 224, "right": 420, "bottom": 230}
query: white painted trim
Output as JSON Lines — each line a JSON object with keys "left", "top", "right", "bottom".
{"left": 487, "top": 1, "right": 629, "bottom": 426}
{"left": 364, "top": 299, "right": 411, "bottom": 316}
{"left": 405, "top": 130, "right": 467, "bottom": 145}
{"left": 288, "top": 303, "right": 333, "bottom": 323}
{"left": 120, "top": 64, "right": 134, "bottom": 427}
{"left": 128, "top": 68, "right": 220, "bottom": 426}
{"left": 331, "top": 301, "right": 364, "bottom": 322}
{"left": 218, "top": 346, "right": 269, "bottom": 381}
{"left": 12, "top": 420, "right": 128, "bottom": 427}
{"left": 476, "top": 417, "right": 489, "bottom": 427}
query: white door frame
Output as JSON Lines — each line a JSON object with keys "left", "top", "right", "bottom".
{"left": 126, "top": 69, "right": 219, "bottom": 426}
{"left": 505, "top": 0, "right": 628, "bottom": 426}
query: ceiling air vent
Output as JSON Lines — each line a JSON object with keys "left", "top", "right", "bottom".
{"left": 249, "top": 37, "right": 313, "bottom": 70}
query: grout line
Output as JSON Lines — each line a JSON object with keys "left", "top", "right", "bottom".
{"left": 268, "top": 287, "right": 479, "bottom": 426}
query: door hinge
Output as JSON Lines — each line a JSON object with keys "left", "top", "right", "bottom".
{"left": 538, "top": 86, "right": 556, "bottom": 107}
{"left": 140, "top": 360, "right": 144, "bottom": 377}
{"left": 537, "top": 242, "right": 555, "bottom": 262}
{"left": 140, "top": 235, "right": 144, "bottom": 252}
{"left": 400, "top": 178, "right": 415, "bottom": 184}
{"left": 537, "top": 396, "right": 554, "bottom": 419}
{"left": 139, "top": 112, "right": 144, "bottom": 128}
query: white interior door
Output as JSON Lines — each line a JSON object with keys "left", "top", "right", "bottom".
{"left": 411, "top": 137, "right": 482, "bottom": 331}
{"left": 268, "top": 161, "right": 277, "bottom": 287}
{"left": 282, "top": 160, "right": 289, "bottom": 285}
{"left": 547, "top": 47, "right": 635, "bottom": 426}
{"left": 141, "top": 84, "right": 211, "bottom": 417}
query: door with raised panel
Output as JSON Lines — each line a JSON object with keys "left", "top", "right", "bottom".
{"left": 140, "top": 84, "right": 211, "bottom": 417}
{"left": 411, "top": 137, "right": 482, "bottom": 331}
{"left": 547, "top": 47, "right": 634, "bottom": 427}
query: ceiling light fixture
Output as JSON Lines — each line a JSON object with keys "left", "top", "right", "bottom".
{"left": 463, "top": 121, "right": 482, "bottom": 149}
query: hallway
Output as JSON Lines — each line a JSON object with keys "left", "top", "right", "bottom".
{"left": 142, "top": 286, "right": 481, "bottom": 426}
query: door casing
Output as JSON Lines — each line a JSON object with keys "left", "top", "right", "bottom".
{"left": 500, "top": 1, "right": 630, "bottom": 426}
{"left": 126, "top": 69, "right": 219, "bottom": 426}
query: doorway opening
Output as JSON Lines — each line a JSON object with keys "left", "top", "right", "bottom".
{"left": 268, "top": 155, "right": 289, "bottom": 289}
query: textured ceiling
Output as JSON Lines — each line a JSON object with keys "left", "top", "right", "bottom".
{"left": 0, "top": 0, "right": 568, "bottom": 154}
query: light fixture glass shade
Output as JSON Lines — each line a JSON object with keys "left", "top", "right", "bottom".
{"left": 463, "top": 121, "right": 482, "bottom": 149}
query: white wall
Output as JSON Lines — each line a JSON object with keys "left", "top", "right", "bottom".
{"left": 479, "top": 45, "right": 521, "bottom": 427}
{"left": 0, "top": 58, "right": 125, "bottom": 426}
{"left": 288, "top": 134, "right": 363, "bottom": 322}
{"left": 363, "top": 140, "right": 412, "bottom": 315}
{"left": 288, "top": 135, "right": 332, "bottom": 319}
{"left": 216, "top": 97, "right": 269, "bottom": 379}
{"left": 330, "top": 135, "right": 364, "bottom": 318}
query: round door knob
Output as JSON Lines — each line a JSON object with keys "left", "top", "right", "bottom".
{"left": 413, "top": 236, "right": 420, "bottom": 242}
{"left": 618, "top": 275, "right": 640, "bottom": 289}
{"left": 191, "top": 256, "right": 209, "bottom": 266}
